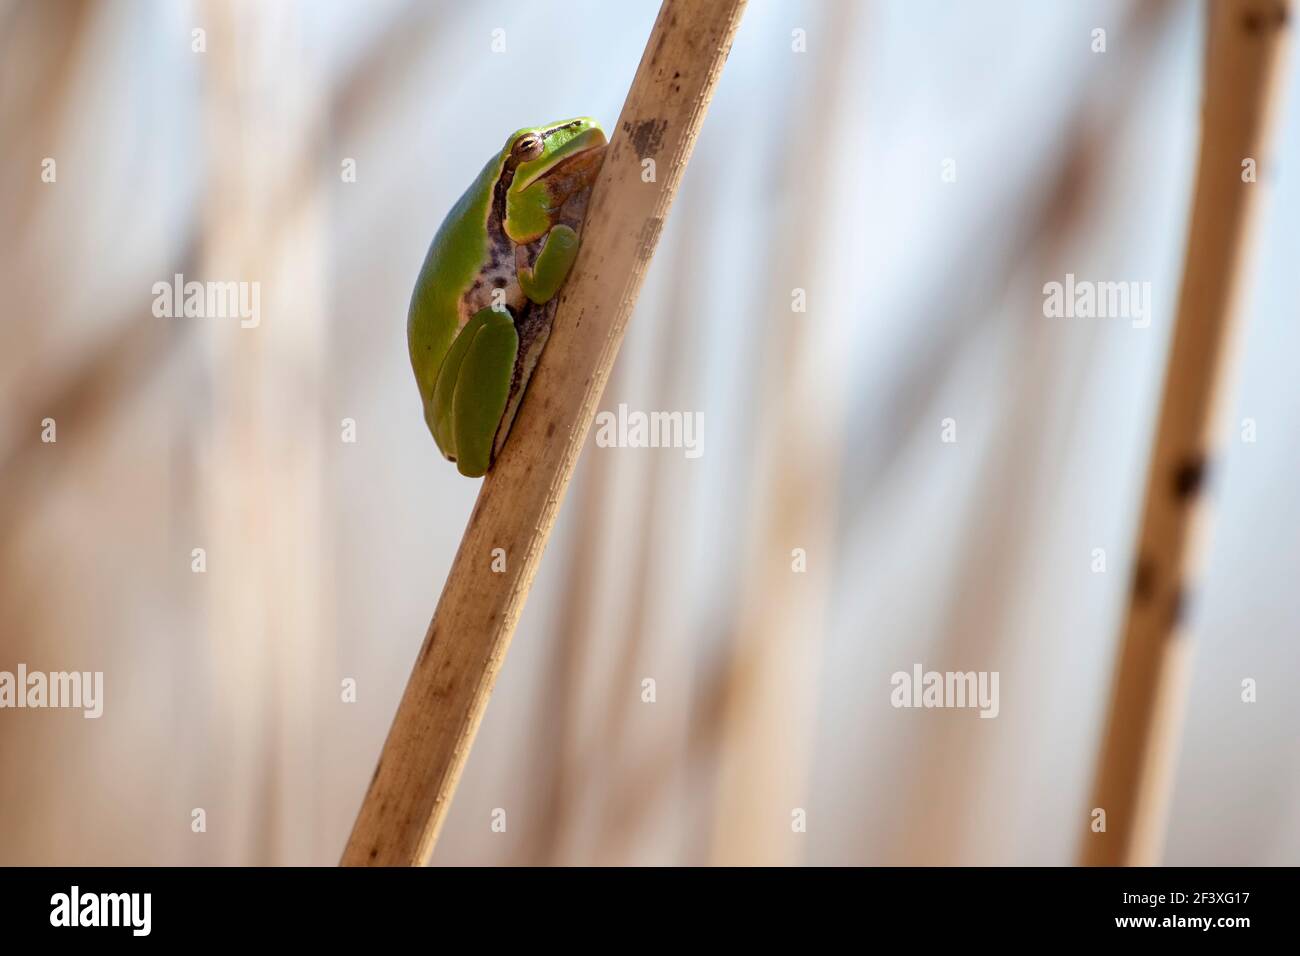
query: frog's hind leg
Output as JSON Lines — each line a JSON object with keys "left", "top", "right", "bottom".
{"left": 448, "top": 308, "right": 518, "bottom": 477}
{"left": 430, "top": 309, "right": 488, "bottom": 458}
{"left": 454, "top": 310, "right": 520, "bottom": 478}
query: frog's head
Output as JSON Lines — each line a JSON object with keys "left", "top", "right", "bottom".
{"left": 501, "top": 117, "right": 607, "bottom": 244}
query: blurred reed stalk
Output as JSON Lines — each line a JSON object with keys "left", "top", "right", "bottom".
{"left": 341, "top": 0, "right": 749, "bottom": 867}
{"left": 1083, "top": 0, "right": 1292, "bottom": 867}
{"left": 886, "top": 0, "right": 1172, "bottom": 866}
{"left": 198, "top": 0, "right": 329, "bottom": 864}
{"left": 707, "top": 0, "right": 859, "bottom": 866}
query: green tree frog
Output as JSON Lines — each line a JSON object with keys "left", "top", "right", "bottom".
{"left": 407, "top": 118, "right": 607, "bottom": 477}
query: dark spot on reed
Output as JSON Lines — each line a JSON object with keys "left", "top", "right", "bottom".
{"left": 1242, "top": 4, "right": 1288, "bottom": 34}
{"left": 1173, "top": 455, "right": 1206, "bottom": 500}
{"left": 1132, "top": 556, "right": 1156, "bottom": 603}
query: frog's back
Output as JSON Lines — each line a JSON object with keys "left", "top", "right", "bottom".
{"left": 407, "top": 149, "right": 507, "bottom": 405}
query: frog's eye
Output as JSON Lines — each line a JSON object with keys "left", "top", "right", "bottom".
{"left": 512, "top": 134, "right": 545, "bottom": 162}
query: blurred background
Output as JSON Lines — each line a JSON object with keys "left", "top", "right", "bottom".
{"left": 1, "top": 0, "right": 1297, "bottom": 866}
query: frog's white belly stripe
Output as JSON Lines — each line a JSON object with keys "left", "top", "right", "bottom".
{"left": 459, "top": 256, "right": 523, "bottom": 329}
{"left": 456, "top": 146, "right": 544, "bottom": 330}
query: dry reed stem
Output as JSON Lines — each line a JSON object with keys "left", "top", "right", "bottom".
{"left": 1082, "top": 0, "right": 1292, "bottom": 866}
{"left": 341, "top": 0, "right": 748, "bottom": 867}
{"left": 705, "top": 0, "right": 860, "bottom": 866}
